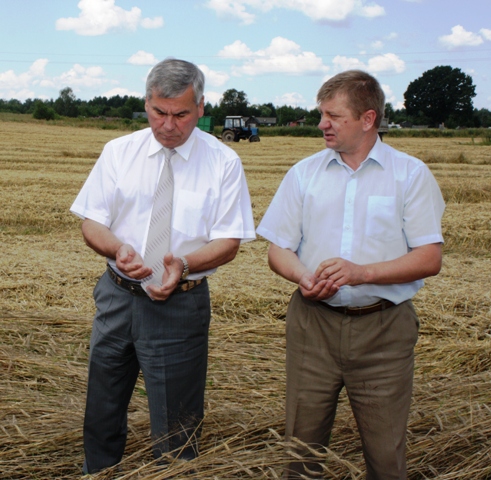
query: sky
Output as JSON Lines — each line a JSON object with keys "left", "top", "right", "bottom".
{"left": 1, "top": 0, "right": 491, "bottom": 111}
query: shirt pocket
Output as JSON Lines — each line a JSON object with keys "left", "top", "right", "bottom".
{"left": 173, "top": 189, "right": 214, "bottom": 238}
{"left": 365, "top": 196, "right": 400, "bottom": 241}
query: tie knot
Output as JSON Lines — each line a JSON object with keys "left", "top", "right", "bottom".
{"left": 165, "top": 148, "right": 176, "bottom": 160}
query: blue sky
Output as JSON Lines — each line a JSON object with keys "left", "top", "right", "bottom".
{"left": 1, "top": 0, "right": 491, "bottom": 111}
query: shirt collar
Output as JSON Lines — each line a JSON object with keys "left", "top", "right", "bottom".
{"left": 147, "top": 127, "right": 198, "bottom": 161}
{"left": 326, "top": 136, "right": 386, "bottom": 170}
{"left": 366, "top": 136, "right": 386, "bottom": 168}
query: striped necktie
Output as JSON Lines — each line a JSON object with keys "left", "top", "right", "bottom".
{"left": 141, "top": 148, "right": 176, "bottom": 291}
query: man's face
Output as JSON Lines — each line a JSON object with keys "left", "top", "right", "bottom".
{"left": 145, "top": 85, "right": 204, "bottom": 149}
{"left": 317, "top": 93, "right": 367, "bottom": 155}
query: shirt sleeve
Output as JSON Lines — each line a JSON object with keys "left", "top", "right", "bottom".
{"left": 70, "top": 144, "right": 116, "bottom": 227}
{"left": 403, "top": 163, "right": 445, "bottom": 248}
{"left": 256, "top": 166, "right": 304, "bottom": 251}
{"left": 209, "top": 157, "right": 256, "bottom": 243}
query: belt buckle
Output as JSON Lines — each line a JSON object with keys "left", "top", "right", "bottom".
{"left": 129, "top": 283, "right": 141, "bottom": 295}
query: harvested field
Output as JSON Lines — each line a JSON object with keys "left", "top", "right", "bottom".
{"left": 1, "top": 120, "right": 491, "bottom": 479}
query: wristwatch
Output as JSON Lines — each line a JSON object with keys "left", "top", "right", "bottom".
{"left": 179, "top": 256, "right": 189, "bottom": 280}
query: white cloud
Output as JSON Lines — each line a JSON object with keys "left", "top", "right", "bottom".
{"left": 332, "top": 56, "right": 366, "bottom": 71}
{"left": 198, "top": 65, "right": 230, "bottom": 87}
{"left": 357, "top": 2, "right": 385, "bottom": 18}
{"left": 54, "top": 64, "right": 107, "bottom": 90}
{"left": 206, "top": 0, "right": 384, "bottom": 24}
{"left": 367, "top": 53, "right": 405, "bottom": 73}
{"left": 274, "top": 92, "right": 306, "bottom": 107}
{"left": 102, "top": 87, "right": 143, "bottom": 98}
{"left": 218, "top": 40, "right": 254, "bottom": 59}
{"left": 333, "top": 53, "right": 405, "bottom": 74}
{"left": 128, "top": 51, "right": 159, "bottom": 66}
{"left": 140, "top": 17, "right": 164, "bottom": 29}
{"left": 55, "top": 0, "right": 163, "bottom": 36}
{"left": 480, "top": 28, "right": 491, "bottom": 41}
{"left": 439, "top": 25, "right": 483, "bottom": 49}
{"left": 204, "top": 90, "right": 223, "bottom": 105}
{"left": 381, "top": 83, "right": 396, "bottom": 105}
{"left": 220, "top": 37, "right": 329, "bottom": 76}
{"left": 368, "top": 32, "right": 398, "bottom": 50}
{"left": 0, "top": 59, "right": 49, "bottom": 100}
{"left": 206, "top": 0, "right": 255, "bottom": 25}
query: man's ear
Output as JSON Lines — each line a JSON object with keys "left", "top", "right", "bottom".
{"left": 362, "top": 110, "right": 377, "bottom": 131}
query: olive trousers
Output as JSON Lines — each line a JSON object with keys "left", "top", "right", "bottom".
{"left": 283, "top": 290, "right": 419, "bottom": 480}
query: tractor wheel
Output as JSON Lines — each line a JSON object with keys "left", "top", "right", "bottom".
{"left": 249, "top": 135, "right": 260, "bottom": 142}
{"left": 221, "top": 130, "right": 235, "bottom": 142}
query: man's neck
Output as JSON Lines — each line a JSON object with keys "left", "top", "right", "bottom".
{"left": 339, "top": 134, "right": 378, "bottom": 171}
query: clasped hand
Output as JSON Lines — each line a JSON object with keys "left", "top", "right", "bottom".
{"left": 299, "top": 257, "right": 367, "bottom": 301}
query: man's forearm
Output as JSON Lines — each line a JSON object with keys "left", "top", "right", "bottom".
{"left": 184, "top": 238, "right": 241, "bottom": 274}
{"left": 267, "top": 243, "right": 309, "bottom": 284}
{"left": 363, "top": 243, "right": 443, "bottom": 285}
{"left": 316, "top": 243, "right": 443, "bottom": 288}
{"left": 81, "top": 218, "right": 124, "bottom": 259}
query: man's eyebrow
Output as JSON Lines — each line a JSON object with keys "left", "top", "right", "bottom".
{"left": 153, "top": 106, "right": 190, "bottom": 115}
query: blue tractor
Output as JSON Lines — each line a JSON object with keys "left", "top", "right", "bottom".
{"left": 221, "top": 116, "right": 260, "bottom": 142}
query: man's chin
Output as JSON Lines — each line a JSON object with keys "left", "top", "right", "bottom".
{"left": 324, "top": 137, "right": 338, "bottom": 148}
{"left": 157, "top": 137, "right": 181, "bottom": 149}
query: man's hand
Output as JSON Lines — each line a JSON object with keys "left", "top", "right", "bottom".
{"left": 145, "top": 253, "right": 183, "bottom": 301}
{"left": 315, "top": 257, "right": 367, "bottom": 287}
{"left": 298, "top": 271, "right": 340, "bottom": 301}
{"left": 116, "top": 244, "right": 152, "bottom": 280}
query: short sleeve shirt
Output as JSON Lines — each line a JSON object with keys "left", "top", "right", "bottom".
{"left": 256, "top": 137, "right": 445, "bottom": 306}
{"left": 71, "top": 127, "right": 256, "bottom": 279}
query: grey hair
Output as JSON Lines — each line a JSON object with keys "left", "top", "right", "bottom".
{"left": 146, "top": 58, "right": 205, "bottom": 105}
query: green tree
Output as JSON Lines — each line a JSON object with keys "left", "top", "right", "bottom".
{"left": 276, "top": 106, "right": 308, "bottom": 126}
{"left": 474, "top": 108, "right": 491, "bottom": 128}
{"left": 305, "top": 108, "right": 321, "bottom": 126}
{"left": 32, "top": 100, "right": 56, "bottom": 120}
{"left": 385, "top": 103, "right": 395, "bottom": 121}
{"left": 54, "top": 87, "right": 79, "bottom": 117}
{"left": 219, "top": 89, "right": 249, "bottom": 117}
{"left": 124, "top": 96, "right": 145, "bottom": 113}
{"left": 404, "top": 66, "right": 476, "bottom": 127}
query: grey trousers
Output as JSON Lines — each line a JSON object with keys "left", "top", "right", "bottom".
{"left": 283, "top": 291, "right": 419, "bottom": 480}
{"left": 83, "top": 271, "right": 211, "bottom": 474}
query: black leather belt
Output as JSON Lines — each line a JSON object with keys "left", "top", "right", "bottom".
{"left": 321, "top": 299, "right": 396, "bottom": 316}
{"left": 106, "top": 265, "right": 204, "bottom": 296}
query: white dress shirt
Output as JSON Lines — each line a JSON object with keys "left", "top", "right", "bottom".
{"left": 71, "top": 127, "right": 256, "bottom": 279}
{"left": 257, "top": 137, "right": 445, "bottom": 306}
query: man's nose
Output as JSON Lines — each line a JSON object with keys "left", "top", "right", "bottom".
{"left": 163, "top": 116, "right": 176, "bottom": 130}
{"left": 319, "top": 118, "right": 331, "bottom": 129}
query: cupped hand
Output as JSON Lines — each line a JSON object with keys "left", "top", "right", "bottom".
{"left": 145, "top": 253, "right": 184, "bottom": 301}
{"left": 116, "top": 244, "right": 152, "bottom": 280}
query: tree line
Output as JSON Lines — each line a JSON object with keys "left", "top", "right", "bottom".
{"left": 1, "top": 66, "right": 490, "bottom": 128}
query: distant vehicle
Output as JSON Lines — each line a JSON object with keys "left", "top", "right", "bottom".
{"left": 221, "top": 116, "right": 260, "bottom": 142}
{"left": 378, "top": 117, "right": 389, "bottom": 140}
{"left": 197, "top": 116, "right": 215, "bottom": 134}
{"left": 388, "top": 122, "right": 402, "bottom": 129}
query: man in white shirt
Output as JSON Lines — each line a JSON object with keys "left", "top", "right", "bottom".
{"left": 257, "top": 70, "right": 445, "bottom": 479}
{"left": 71, "top": 58, "right": 255, "bottom": 474}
